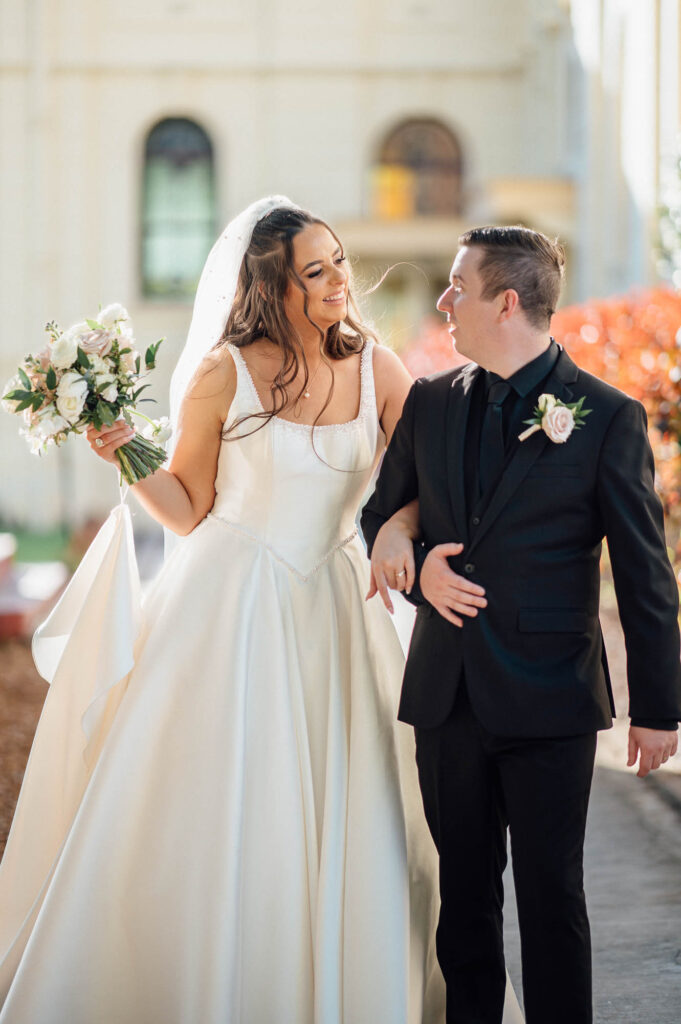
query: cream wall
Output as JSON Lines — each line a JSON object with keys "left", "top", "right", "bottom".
{"left": 0, "top": 0, "right": 672, "bottom": 529}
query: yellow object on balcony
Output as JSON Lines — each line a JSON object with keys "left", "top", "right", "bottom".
{"left": 371, "top": 164, "right": 416, "bottom": 221}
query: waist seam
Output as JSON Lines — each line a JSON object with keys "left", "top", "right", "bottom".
{"left": 206, "top": 514, "right": 358, "bottom": 582}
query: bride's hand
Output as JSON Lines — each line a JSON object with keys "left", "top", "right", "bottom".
{"left": 366, "top": 517, "right": 417, "bottom": 614}
{"left": 86, "top": 421, "right": 135, "bottom": 465}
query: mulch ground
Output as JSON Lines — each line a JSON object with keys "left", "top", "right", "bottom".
{"left": 0, "top": 601, "right": 678, "bottom": 855}
{"left": 0, "top": 639, "right": 49, "bottom": 855}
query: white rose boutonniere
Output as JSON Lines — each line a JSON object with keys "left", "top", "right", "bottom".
{"left": 518, "top": 394, "right": 591, "bottom": 444}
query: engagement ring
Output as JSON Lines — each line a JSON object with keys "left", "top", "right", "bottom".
{"left": 396, "top": 569, "right": 406, "bottom": 578}
{"left": 95, "top": 438, "right": 104, "bottom": 448}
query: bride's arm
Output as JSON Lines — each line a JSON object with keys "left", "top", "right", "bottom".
{"left": 86, "top": 351, "right": 236, "bottom": 536}
{"left": 368, "top": 346, "right": 422, "bottom": 606}
{"left": 367, "top": 345, "right": 486, "bottom": 622}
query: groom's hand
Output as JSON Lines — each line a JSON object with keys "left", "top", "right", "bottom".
{"left": 420, "top": 543, "right": 487, "bottom": 627}
{"left": 627, "top": 726, "right": 679, "bottom": 777}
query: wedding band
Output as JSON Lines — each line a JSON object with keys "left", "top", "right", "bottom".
{"left": 396, "top": 569, "right": 406, "bottom": 578}
{"left": 95, "top": 438, "right": 104, "bottom": 448}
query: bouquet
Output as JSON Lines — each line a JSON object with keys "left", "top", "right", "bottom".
{"left": 2, "top": 303, "right": 171, "bottom": 484}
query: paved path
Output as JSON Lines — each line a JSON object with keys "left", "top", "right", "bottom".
{"left": 503, "top": 764, "right": 681, "bottom": 1023}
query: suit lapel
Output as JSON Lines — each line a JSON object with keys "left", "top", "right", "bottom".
{"left": 445, "top": 362, "right": 480, "bottom": 545}
{"left": 467, "top": 348, "right": 579, "bottom": 555}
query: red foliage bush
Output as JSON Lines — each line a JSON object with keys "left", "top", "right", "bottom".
{"left": 399, "top": 288, "right": 681, "bottom": 569}
{"left": 552, "top": 288, "right": 681, "bottom": 523}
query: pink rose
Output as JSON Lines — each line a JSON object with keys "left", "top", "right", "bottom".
{"left": 79, "top": 329, "right": 113, "bottom": 357}
{"left": 541, "top": 405, "right": 574, "bottom": 443}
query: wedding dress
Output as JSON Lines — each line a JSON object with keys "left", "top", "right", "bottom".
{"left": 0, "top": 339, "right": 523, "bottom": 1023}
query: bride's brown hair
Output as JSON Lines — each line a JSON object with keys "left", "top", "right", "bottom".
{"left": 215, "top": 206, "right": 377, "bottom": 439}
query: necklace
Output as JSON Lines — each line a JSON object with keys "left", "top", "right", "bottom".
{"left": 302, "top": 360, "right": 323, "bottom": 399}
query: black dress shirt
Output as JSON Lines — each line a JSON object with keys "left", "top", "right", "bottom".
{"left": 465, "top": 339, "right": 560, "bottom": 506}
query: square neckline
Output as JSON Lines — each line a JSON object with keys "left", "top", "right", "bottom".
{"left": 228, "top": 340, "right": 374, "bottom": 432}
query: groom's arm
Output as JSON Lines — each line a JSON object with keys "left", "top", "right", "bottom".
{"left": 362, "top": 381, "right": 430, "bottom": 606}
{"left": 597, "top": 399, "right": 681, "bottom": 730}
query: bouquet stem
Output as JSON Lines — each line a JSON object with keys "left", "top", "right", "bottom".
{"left": 115, "top": 435, "right": 167, "bottom": 485}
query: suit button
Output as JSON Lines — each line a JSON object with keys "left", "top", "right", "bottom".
{"left": 472, "top": 516, "right": 480, "bottom": 526}
{"left": 464, "top": 563, "right": 475, "bottom": 574}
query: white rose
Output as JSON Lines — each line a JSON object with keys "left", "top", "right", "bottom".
{"left": 61, "top": 321, "right": 90, "bottom": 348}
{"left": 99, "top": 303, "right": 129, "bottom": 328}
{"left": 537, "top": 393, "right": 557, "bottom": 414}
{"left": 143, "top": 416, "right": 172, "bottom": 444}
{"left": 87, "top": 353, "right": 110, "bottom": 375}
{"left": 100, "top": 383, "right": 118, "bottom": 403}
{"left": 50, "top": 332, "right": 79, "bottom": 370}
{"left": 34, "top": 407, "right": 70, "bottom": 439}
{"left": 56, "top": 370, "right": 89, "bottom": 424}
{"left": 541, "top": 404, "right": 574, "bottom": 444}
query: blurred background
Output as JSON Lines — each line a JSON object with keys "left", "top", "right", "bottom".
{"left": 2, "top": 0, "right": 680, "bottom": 530}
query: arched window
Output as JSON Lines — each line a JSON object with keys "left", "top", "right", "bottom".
{"left": 141, "top": 118, "right": 216, "bottom": 299}
{"left": 372, "top": 118, "right": 463, "bottom": 219}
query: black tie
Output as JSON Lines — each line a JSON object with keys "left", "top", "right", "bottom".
{"left": 479, "top": 379, "right": 512, "bottom": 495}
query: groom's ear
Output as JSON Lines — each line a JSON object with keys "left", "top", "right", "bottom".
{"left": 497, "top": 289, "right": 519, "bottom": 322}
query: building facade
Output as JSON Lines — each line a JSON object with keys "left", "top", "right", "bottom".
{"left": 0, "top": 0, "right": 677, "bottom": 528}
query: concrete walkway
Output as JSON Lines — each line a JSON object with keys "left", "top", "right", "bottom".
{"left": 503, "top": 765, "right": 681, "bottom": 1023}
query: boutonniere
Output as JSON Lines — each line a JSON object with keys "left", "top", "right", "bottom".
{"left": 518, "top": 393, "right": 591, "bottom": 444}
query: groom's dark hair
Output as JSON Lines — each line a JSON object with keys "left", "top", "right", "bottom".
{"left": 458, "top": 225, "right": 565, "bottom": 329}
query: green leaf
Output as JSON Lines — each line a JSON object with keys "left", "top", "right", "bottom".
{"left": 18, "top": 367, "right": 32, "bottom": 389}
{"left": 77, "top": 347, "right": 91, "bottom": 369}
{"left": 46, "top": 366, "right": 57, "bottom": 390}
{"left": 3, "top": 388, "right": 33, "bottom": 402}
{"left": 16, "top": 396, "right": 35, "bottom": 411}
{"left": 135, "top": 355, "right": 141, "bottom": 375}
{"left": 96, "top": 400, "right": 116, "bottom": 426}
{"left": 86, "top": 319, "right": 102, "bottom": 330}
{"left": 144, "top": 337, "right": 165, "bottom": 369}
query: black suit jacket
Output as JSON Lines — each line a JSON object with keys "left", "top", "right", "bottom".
{"left": 361, "top": 349, "right": 681, "bottom": 736}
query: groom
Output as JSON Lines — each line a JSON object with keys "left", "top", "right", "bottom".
{"left": 361, "top": 226, "right": 681, "bottom": 1024}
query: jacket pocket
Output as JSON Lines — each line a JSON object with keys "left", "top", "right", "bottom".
{"left": 518, "top": 608, "right": 589, "bottom": 633}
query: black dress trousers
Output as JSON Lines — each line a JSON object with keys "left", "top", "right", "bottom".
{"left": 414, "top": 684, "right": 597, "bottom": 1024}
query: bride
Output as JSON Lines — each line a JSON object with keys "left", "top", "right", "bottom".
{"left": 0, "top": 196, "right": 523, "bottom": 1023}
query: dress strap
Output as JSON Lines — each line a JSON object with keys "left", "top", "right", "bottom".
{"left": 359, "top": 338, "right": 377, "bottom": 422}
{"left": 225, "top": 343, "right": 264, "bottom": 417}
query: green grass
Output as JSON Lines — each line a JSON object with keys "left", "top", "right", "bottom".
{"left": 2, "top": 528, "right": 69, "bottom": 563}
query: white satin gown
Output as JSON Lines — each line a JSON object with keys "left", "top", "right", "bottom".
{"left": 0, "top": 340, "right": 523, "bottom": 1023}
